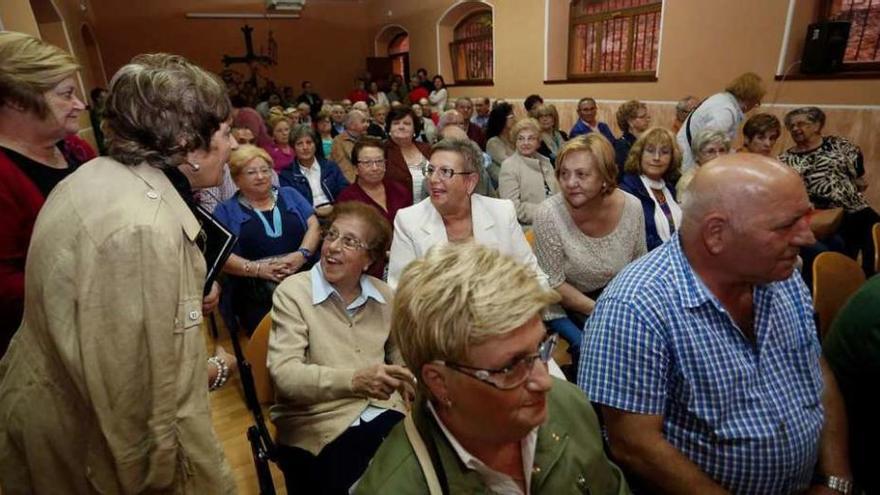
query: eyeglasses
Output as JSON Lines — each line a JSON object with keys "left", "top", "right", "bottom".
{"left": 358, "top": 159, "right": 386, "bottom": 168}
{"left": 516, "top": 135, "right": 539, "bottom": 143}
{"left": 423, "top": 163, "right": 474, "bottom": 181}
{"left": 321, "top": 228, "right": 369, "bottom": 251}
{"left": 243, "top": 167, "right": 272, "bottom": 178}
{"left": 439, "top": 333, "right": 557, "bottom": 390}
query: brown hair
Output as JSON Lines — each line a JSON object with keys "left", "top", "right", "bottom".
{"left": 616, "top": 100, "right": 646, "bottom": 133}
{"left": 327, "top": 201, "right": 392, "bottom": 265}
{"left": 742, "top": 113, "right": 781, "bottom": 140}
{"left": 623, "top": 127, "right": 682, "bottom": 182}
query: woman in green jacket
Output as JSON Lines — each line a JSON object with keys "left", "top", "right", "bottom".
{"left": 354, "top": 243, "right": 630, "bottom": 495}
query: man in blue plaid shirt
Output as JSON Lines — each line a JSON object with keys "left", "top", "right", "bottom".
{"left": 579, "top": 155, "right": 852, "bottom": 494}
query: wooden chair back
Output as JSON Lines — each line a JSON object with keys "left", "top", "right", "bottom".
{"left": 812, "top": 251, "right": 865, "bottom": 340}
{"left": 245, "top": 313, "right": 275, "bottom": 406}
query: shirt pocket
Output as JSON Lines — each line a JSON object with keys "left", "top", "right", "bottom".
{"left": 173, "top": 298, "right": 203, "bottom": 334}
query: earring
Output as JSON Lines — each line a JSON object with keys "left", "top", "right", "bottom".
{"left": 189, "top": 161, "right": 201, "bottom": 171}
{"left": 442, "top": 397, "right": 453, "bottom": 408}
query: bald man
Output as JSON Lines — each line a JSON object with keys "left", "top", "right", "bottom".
{"left": 579, "top": 154, "right": 851, "bottom": 494}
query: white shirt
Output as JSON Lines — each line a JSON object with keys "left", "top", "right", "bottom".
{"left": 408, "top": 160, "right": 427, "bottom": 201}
{"left": 427, "top": 401, "right": 537, "bottom": 495}
{"left": 676, "top": 91, "right": 743, "bottom": 170}
{"left": 299, "top": 159, "right": 330, "bottom": 206}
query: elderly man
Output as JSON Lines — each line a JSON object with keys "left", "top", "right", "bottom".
{"left": 454, "top": 97, "right": 487, "bottom": 150}
{"left": 672, "top": 95, "right": 699, "bottom": 134}
{"left": 569, "top": 97, "right": 615, "bottom": 143}
{"left": 579, "top": 154, "right": 851, "bottom": 494}
{"left": 330, "top": 109, "right": 367, "bottom": 182}
{"left": 471, "top": 96, "right": 491, "bottom": 129}
{"left": 329, "top": 104, "right": 346, "bottom": 137}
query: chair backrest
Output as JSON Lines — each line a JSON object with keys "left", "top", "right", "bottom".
{"left": 873, "top": 223, "right": 880, "bottom": 274}
{"left": 245, "top": 313, "right": 275, "bottom": 405}
{"left": 813, "top": 251, "right": 865, "bottom": 340}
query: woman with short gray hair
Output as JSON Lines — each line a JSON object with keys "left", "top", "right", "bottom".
{"left": 0, "top": 53, "right": 237, "bottom": 493}
{"left": 677, "top": 129, "right": 731, "bottom": 195}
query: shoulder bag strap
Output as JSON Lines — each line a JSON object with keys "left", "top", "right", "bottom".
{"left": 404, "top": 414, "right": 444, "bottom": 495}
{"left": 684, "top": 98, "right": 708, "bottom": 148}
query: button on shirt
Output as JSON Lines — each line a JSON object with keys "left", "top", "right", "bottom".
{"left": 578, "top": 235, "right": 824, "bottom": 495}
{"left": 299, "top": 160, "right": 330, "bottom": 206}
{"left": 310, "top": 263, "right": 388, "bottom": 426}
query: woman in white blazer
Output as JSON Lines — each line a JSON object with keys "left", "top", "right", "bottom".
{"left": 387, "top": 138, "right": 545, "bottom": 290}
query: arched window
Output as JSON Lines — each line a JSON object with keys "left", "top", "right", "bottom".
{"left": 450, "top": 10, "right": 493, "bottom": 83}
{"left": 568, "top": 0, "right": 662, "bottom": 79}
{"left": 388, "top": 32, "right": 410, "bottom": 79}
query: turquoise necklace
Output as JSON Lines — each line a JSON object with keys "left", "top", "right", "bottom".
{"left": 251, "top": 192, "right": 283, "bottom": 238}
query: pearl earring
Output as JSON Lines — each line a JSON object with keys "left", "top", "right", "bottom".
{"left": 189, "top": 162, "right": 201, "bottom": 171}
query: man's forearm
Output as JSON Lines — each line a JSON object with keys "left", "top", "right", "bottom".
{"left": 817, "top": 358, "right": 851, "bottom": 478}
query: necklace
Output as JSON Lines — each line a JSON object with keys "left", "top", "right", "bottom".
{"left": 254, "top": 203, "right": 282, "bottom": 238}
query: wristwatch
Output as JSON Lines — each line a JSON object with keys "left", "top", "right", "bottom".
{"left": 297, "top": 247, "right": 312, "bottom": 259}
{"left": 813, "top": 474, "right": 854, "bottom": 495}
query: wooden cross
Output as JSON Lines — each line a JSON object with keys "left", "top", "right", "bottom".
{"left": 222, "top": 24, "right": 275, "bottom": 88}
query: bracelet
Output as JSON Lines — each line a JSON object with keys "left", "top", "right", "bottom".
{"left": 243, "top": 260, "right": 254, "bottom": 274}
{"left": 208, "top": 355, "right": 229, "bottom": 391}
{"left": 297, "top": 247, "right": 312, "bottom": 259}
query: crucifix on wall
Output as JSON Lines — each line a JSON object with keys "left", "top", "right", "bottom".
{"left": 222, "top": 24, "right": 276, "bottom": 87}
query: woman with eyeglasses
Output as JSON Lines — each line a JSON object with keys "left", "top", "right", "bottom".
{"left": 354, "top": 243, "right": 630, "bottom": 494}
{"left": 338, "top": 136, "right": 413, "bottom": 278}
{"left": 498, "top": 117, "right": 559, "bottom": 228}
{"left": 214, "top": 144, "right": 320, "bottom": 335}
{"left": 269, "top": 201, "right": 415, "bottom": 495}
{"left": 387, "top": 138, "right": 546, "bottom": 290}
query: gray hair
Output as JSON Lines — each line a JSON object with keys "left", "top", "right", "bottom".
{"left": 676, "top": 95, "right": 697, "bottom": 113}
{"left": 436, "top": 109, "right": 462, "bottom": 133}
{"left": 103, "top": 53, "right": 231, "bottom": 169}
{"left": 691, "top": 129, "right": 731, "bottom": 159}
{"left": 431, "top": 137, "right": 482, "bottom": 173}
{"left": 784, "top": 106, "right": 826, "bottom": 130}
{"left": 344, "top": 109, "right": 367, "bottom": 129}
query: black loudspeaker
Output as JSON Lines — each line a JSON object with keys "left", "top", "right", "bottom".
{"left": 800, "top": 21, "right": 851, "bottom": 74}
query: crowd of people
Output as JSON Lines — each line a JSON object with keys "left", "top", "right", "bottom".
{"left": 1, "top": 30, "right": 878, "bottom": 495}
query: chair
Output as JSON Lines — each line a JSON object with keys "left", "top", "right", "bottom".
{"left": 873, "top": 223, "right": 880, "bottom": 274}
{"left": 246, "top": 313, "right": 275, "bottom": 406}
{"left": 812, "top": 252, "right": 865, "bottom": 340}
{"left": 809, "top": 207, "right": 843, "bottom": 240}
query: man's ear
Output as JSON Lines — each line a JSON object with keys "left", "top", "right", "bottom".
{"left": 702, "top": 213, "right": 730, "bottom": 255}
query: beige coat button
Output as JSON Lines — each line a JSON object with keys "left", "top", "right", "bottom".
{"left": 189, "top": 310, "right": 200, "bottom": 320}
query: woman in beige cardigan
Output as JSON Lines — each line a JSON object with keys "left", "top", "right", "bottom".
{"left": 268, "top": 201, "right": 415, "bottom": 495}
{"left": 498, "top": 118, "right": 559, "bottom": 227}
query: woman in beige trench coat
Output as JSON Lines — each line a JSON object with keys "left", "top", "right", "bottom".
{"left": 0, "top": 51, "right": 238, "bottom": 494}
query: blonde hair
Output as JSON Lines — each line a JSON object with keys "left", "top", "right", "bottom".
{"left": 555, "top": 134, "right": 618, "bottom": 192}
{"left": 623, "top": 127, "right": 682, "bottom": 181}
{"left": 725, "top": 72, "right": 765, "bottom": 104}
{"left": 0, "top": 31, "right": 80, "bottom": 118}
{"left": 267, "top": 114, "right": 290, "bottom": 132}
{"left": 392, "top": 243, "right": 559, "bottom": 395}
{"left": 228, "top": 144, "right": 273, "bottom": 180}
{"left": 530, "top": 103, "right": 560, "bottom": 132}
{"left": 510, "top": 117, "right": 541, "bottom": 141}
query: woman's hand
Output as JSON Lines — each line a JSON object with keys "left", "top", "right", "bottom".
{"left": 352, "top": 364, "right": 416, "bottom": 401}
{"left": 277, "top": 252, "right": 307, "bottom": 277}
{"left": 202, "top": 281, "right": 221, "bottom": 313}
{"left": 256, "top": 259, "right": 289, "bottom": 283}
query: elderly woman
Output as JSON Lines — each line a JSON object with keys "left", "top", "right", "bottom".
{"left": 388, "top": 138, "right": 545, "bottom": 291}
{"left": 215, "top": 144, "right": 320, "bottom": 334}
{"left": 535, "top": 135, "right": 647, "bottom": 361}
{"left": 531, "top": 103, "right": 568, "bottom": 165}
{"left": 675, "top": 129, "right": 731, "bottom": 195}
{"left": 266, "top": 114, "right": 295, "bottom": 172}
{"left": 367, "top": 103, "right": 389, "bottom": 139}
{"left": 0, "top": 32, "right": 96, "bottom": 356}
{"left": 619, "top": 127, "right": 683, "bottom": 251}
{"left": 614, "top": 100, "right": 651, "bottom": 167}
{"left": 499, "top": 118, "right": 559, "bottom": 227}
{"left": 269, "top": 201, "right": 413, "bottom": 495}
{"left": 338, "top": 136, "right": 413, "bottom": 278}
{"left": 485, "top": 101, "right": 517, "bottom": 187}
{"left": 741, "top": 112, "right": 781, "bottom": 156}
{"left": 780, "top": 106, "right": 879, "bottom": 275}
{"left": 279, "top": 125, "right": 349, "bottom": 219}
{"left": 354, "top": 243, "right": 630, "bottom": 494}
{"left": 676, "top": 72, "right": 764, "bottom": 169}
{"left": 0, "top": 53, "right": 236, "bottom": 493}
{"left": 384, "top": 106, "right": 432, "bottom": 202}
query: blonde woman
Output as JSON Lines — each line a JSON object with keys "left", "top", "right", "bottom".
{"left": 355, "top": 243, "right": 630, "bottom": 494}
{"left": 531, "top": 103, "right": 568, "bottom": 165}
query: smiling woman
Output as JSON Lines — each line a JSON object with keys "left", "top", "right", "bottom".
{"left": 0, "top": 31, "right": 96, "bottom": 355}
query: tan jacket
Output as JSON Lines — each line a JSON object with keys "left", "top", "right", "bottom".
{"left": 268, "top": 270, "right": 406, "bottom": 455}
{"left": 498, "top": 152, "right": 559, "bottom": 225}
{"left": 0, "top": 158, "right": 234, "bottom": 494}
{"left": 330, "top": 132, "right": 358, "bottom": 183}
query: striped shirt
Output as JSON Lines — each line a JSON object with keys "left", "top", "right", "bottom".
{"left": 578, "top": 234, "right": 824, "bottom": 494}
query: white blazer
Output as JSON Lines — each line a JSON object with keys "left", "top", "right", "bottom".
{"left": 387, "top": 194, "right": 548, "bottom": 289}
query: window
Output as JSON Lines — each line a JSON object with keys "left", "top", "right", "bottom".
{"left": 450, "top": 11, "right": 493, "bottom": 83}
{"left": 568, "top": 0, "right": 662, "bottom": 80}
{"left": 388, "top": 33, "right": 410, "bottom": 79}
{"left": 823, "top": 0, "right": 880, "bottom": 69}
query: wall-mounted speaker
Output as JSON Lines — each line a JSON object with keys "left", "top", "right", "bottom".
{"left": 800, "top": 21, "right": 851, "bottom": 74}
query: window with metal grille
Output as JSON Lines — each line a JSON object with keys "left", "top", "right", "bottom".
{"left": 450, "top": 11, "right": 493, "bottom": 83}
{"left": 823, "top": 0, "right": 880, "bottom": 69}
{"left": 568, "top": 0, "right": 662, "bottom": 80}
